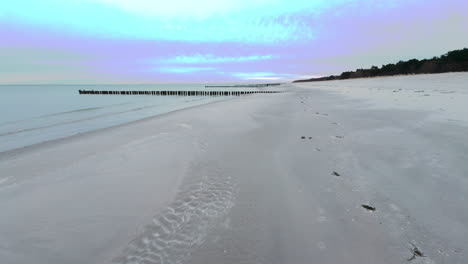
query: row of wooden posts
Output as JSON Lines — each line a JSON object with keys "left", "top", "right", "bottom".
{"left": 78, "top": 90, "right": 282, "bottom": 96}
{"left": 205, "top": 83, "right": 281, "bottom": 88}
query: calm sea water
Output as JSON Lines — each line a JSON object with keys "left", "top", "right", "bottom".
{"left": 0, "top": 84, "right": 232, "bottom": 152}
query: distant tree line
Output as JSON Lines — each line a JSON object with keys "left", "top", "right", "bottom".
{"left": 294, "top": 48, "right": 468, "bottom": 83}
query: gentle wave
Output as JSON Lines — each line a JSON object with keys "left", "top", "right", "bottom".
{"left": 0, "top": 102, "right": 130, "bottom": 127}
{"left": 0, "top": 103, "right": 163, "bottom": 137}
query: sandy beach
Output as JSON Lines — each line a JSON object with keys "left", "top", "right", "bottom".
{"left": 1, "top": 73, "right": 467, "bottom": 264}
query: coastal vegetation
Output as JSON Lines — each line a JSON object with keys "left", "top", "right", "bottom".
{"left": 294, "top": 48, "right": 468, "bottom": 82}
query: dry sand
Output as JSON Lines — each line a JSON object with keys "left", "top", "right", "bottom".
{"left": 0, "top": 73, "right": 467, "bottom": 264}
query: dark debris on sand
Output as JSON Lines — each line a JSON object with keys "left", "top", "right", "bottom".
{"left": 407, "top": 242, "right": 425, "bottom": 261}
{"left": 361, "top": 205, "right": 376, "bottom": 211}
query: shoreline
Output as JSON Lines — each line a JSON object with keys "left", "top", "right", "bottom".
{"left": 0, "top": 95, "right": 236, "bottom": 159}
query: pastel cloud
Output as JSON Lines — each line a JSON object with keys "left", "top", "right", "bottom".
{"left": 158, "top": 67, "right": 217, "bottom": 73}
{"left": 161, "top": 54, "right": 274, "bottom": 64}
{"left": 94, "top": 0, "right": 351, "bottom": 20}
{"left": 1, "top": 0, "right": 319, "bottom": 43}
{"left": 4, "top": 0, "right": 411, "bottom": 43}
{"left": 232, "top": 72, "right": 295, "bottom": 80}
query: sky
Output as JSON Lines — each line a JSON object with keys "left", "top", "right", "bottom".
{"left": 1, "top": 0, "right": 467, "bottom": 84}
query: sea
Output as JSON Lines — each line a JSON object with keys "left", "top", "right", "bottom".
{"left": 0, "top": 84, "right": 238, "bottom": 153}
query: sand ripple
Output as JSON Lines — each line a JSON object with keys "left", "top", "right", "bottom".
{"left": 115, "top": 161, "right": 235, "bottom": 264}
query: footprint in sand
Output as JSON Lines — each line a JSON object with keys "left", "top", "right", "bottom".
{"left": 315, "top": 112, "right": 329, "bottom": 116}
{"left": 197, "top": 138, "right": 208, "bottom": 152}
{"left": 0, "top": 177, "right": 12, "bottom": 185}
{"left": 177, "top": 123, "right": 193, "bottom": 129}
{"left": 317, "top": 241, "right": 327, "bottom": 250}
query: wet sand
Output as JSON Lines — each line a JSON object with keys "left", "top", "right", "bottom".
{"left": 0, "top": 73, "right": 467, "bottom": 264}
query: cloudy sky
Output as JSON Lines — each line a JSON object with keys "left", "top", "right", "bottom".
{"left": 1, "top": 0, "right": 467, "bottom": 84}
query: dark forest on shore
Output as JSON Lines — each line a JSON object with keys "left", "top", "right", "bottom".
{"left": 294, "top": 48, "right": 468, "bottom": 83}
